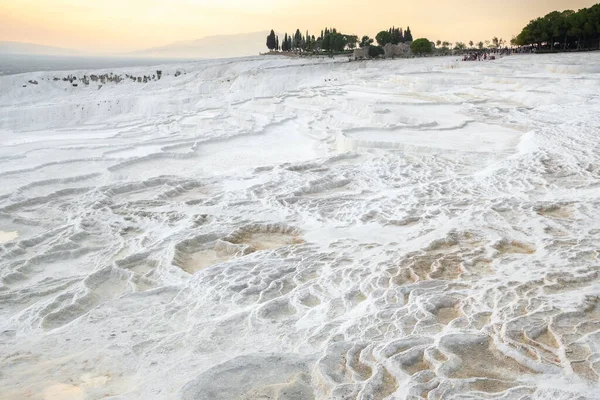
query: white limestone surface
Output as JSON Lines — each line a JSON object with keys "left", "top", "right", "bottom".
{"left": 1, "top": 53, "right": 599, "bottom": 399}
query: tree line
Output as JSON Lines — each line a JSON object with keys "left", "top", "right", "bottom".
{"left": 515, "top": 3, "right": 600, "bottom": 50}
{"left": 266, "top": 28, "right": 355, "bottom": 53}
{"left": 265, "top": 25, "right": 508, "bottom": 58}
{"left": 266, "top": 26, "right": 414, "bottom": 54}
{"left": 432, "top": 37, "right": 508, "bottom": 52}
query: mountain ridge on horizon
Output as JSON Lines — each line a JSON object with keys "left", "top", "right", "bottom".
{"left": 131, "top": 30, "right": 271, "bottom": 59}
{"left": 1, "top": 31, "right": 272, "bottom": 59}
{"left": 0, "top": 41, "right": 80, "bottom": 56}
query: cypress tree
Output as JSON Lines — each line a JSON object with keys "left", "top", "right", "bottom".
{"left": 266, "top": 29, "right": 277, "bottom": 51}
{"left": 305, "top": 30, "right": 310, "bottom": 50}
{"left": 405, "top": 26, "right": 413, "bottom": 42}
{"left": 322, "top": 33, "right": 331, "bottom": 51}
{"left": 294, "top": 29, "right": 302, "bottom": 50}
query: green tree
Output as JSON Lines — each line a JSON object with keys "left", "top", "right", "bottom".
{"left": 303, "top": 30, "right": 311, "bottom": 51}
{"left": 514, "top": 4, "right": 600, "bottom": 50}
{"left": 533, "top": 18, "right": 551, "bottom": 47}
{"left": 584, "top": 18, "right": 596, "bottom": 48}
{"left": 455, "top": 42, "right": 467, "bottom": 50}
{"left": 360, "top": 36, "right": 374, "bottom": 48}
{"left": 477, "top": 41, "right": 484, "bottom": 49}
{"left": 411, "top": 38, "right": 433, "bottom": 55}
{"left": 332, "top": 32, "right": 348, "bottom": 51}
{"left": 266, "top": 30, "right": 277, "bottom": 51}
{"left": 346, "top": 35, "right": 358, "bottom": 49}
{"left": 314, "top": 36, "right": 323, "bottom": 51}
{"left": 322, "top": 33, "right": 331, "bottom": 51}
{"left": 436, "top": 40, "right": 442, "bottom": 47}
{"left": 587, "top": 5, "right": 600, "bottom": 49}
{"left": 545, "top": 11, "right": 561, "bottom": 49}
{"left": 368, "top": 45, "right": 384, "bottom": 58}
{"left": 568, "top": 9, "right": 586, "bottom": 49}
{"left": 321, "top": 30, "right": 347, "bottom": 52}
{"left": 389, "top": 27, "right": 403, "bottom": 44}
{"left": 404, "top": 26, "right": 413, "bottom": 42}
{"left": 288, "top": 33, "right": 291, "bottom": 51}
{"left": 469, "top": 40, "right": 474, "bottom": 48}
{"left": 515, "top": 26, "right": 531, "bottom": 46}
{"left": 294, "top": 29, "right": 302, "bottom": 50}
{"left": 376, "top": 31, "right": 393, "bottom": 47}
{"left": 559, "top": 10, "right": 574, "bottom": 49}
{"left": 544, "top": 10, "right": 573, "bottom": 50}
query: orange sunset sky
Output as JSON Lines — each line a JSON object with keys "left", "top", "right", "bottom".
{"left": 1, "top": 0, "right": 597, "bottom": 53}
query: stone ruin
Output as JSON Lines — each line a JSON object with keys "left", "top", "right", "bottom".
{"left": 353, "top": 47, "right": 370, "bottom": 60}
{"left": 352, "top": 43, "right": 412, "bottom": 61}
{"left": 383, "top": 42, "right": 412, "bottom": 58}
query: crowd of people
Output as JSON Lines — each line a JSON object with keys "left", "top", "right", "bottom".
{"left": 462, "top": 52, "right": 495, "bottom": 61}
{"left": 462, "top": 47, "right": 513, "bottom": 61}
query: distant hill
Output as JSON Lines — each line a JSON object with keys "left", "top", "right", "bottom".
{"left": 131, "top": 31, "right": 271, "bottom": 59}
{"left": 0, "top": 41, "right": 79, "bottom": 56}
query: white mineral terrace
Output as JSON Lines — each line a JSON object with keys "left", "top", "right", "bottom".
{"left": 0, "top": 54, "right": 599, "bottom": 399}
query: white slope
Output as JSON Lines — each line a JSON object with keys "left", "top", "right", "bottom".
{"left": 1, "top": 54, "right": 600, "bottom": 399}
{"left": 132, "top": 31, "right": 271, "bottom": 59}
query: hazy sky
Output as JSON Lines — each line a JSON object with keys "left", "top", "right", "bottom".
{"left": 1, "top": 0, "right": 597, "bottom": 53}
